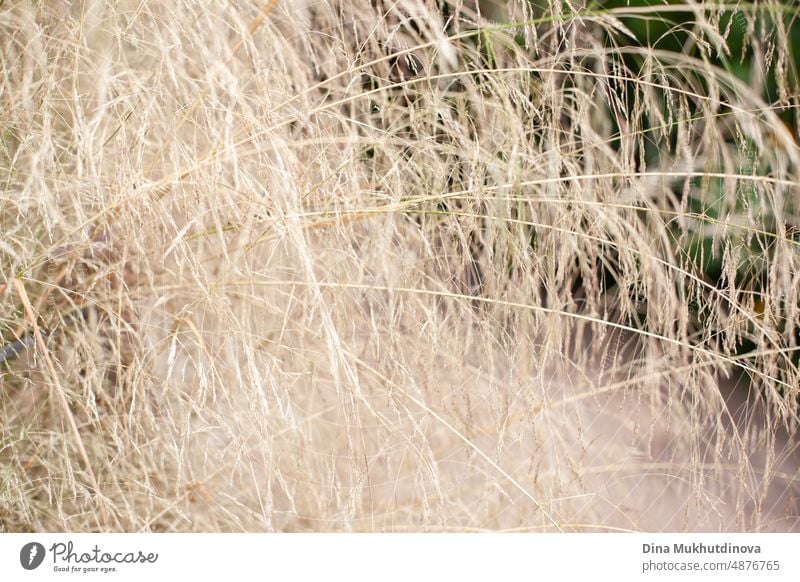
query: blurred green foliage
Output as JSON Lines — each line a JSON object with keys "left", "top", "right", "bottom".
{"left": 518, "top": 0, "right": 800, "bottom": 365}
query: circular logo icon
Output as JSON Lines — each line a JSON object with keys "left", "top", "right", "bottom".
{"left": 20, "top": 542, "right": 46, "bottom": 570}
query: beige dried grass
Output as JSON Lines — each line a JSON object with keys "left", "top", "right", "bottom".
{"left": 0, "top": 0, "right": 798, "bottom": 532}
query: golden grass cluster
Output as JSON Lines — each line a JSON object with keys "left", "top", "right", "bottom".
{"left": 1, "top": 0, "right": 798, "bottom": 531}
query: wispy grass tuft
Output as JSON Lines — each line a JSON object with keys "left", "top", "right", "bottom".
{"left": 1, "top": 0, "right": 798, "bottom": 532}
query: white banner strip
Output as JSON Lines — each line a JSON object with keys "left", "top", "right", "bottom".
{"left": 1, "top": 534, "right": 798, "bottom": 581}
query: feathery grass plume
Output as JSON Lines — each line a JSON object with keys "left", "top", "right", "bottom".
{"left": 1, "top": 0, "right": 798, "bottom": 532}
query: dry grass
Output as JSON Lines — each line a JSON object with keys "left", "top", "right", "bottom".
{"left": 1, "top": 0, "right": 798, "bottom": 532}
